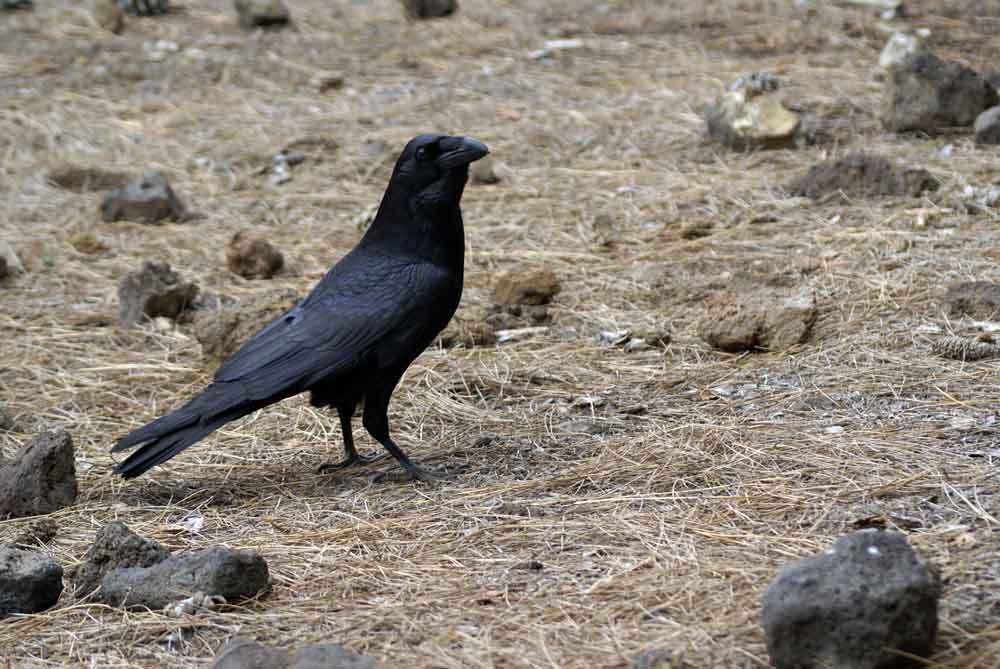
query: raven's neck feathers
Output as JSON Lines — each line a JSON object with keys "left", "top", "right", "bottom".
{"left": 360, "top": 175, "right": 467, "bottom": 272}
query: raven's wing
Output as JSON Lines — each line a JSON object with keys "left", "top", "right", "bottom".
{"left": 213, "top": 257, "right": 455, "bottom": 400}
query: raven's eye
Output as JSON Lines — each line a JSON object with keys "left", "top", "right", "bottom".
{"left": 415, "top": 146, "right": 429, "bottom": 162}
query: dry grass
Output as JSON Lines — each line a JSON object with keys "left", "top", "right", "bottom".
{"left": 2, "top": 0, "right": 1000, "bottom": 666}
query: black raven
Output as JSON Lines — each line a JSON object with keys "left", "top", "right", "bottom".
{"left": 112, "top": 133, "right": 489, "bottom": 482}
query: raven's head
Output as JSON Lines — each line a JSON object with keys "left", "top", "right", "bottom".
{"left": 390, "top": 133, "right": 489, "bottom": 205}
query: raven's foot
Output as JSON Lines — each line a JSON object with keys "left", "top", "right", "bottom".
{"left": 374, "top": 463, "right": 452, "bottom": 484}
{"left": 317, "top": 451, "right": 385, "bottom": 473}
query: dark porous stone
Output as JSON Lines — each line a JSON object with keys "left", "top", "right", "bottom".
{"left": 881, "top": 51, "right": 999, "bottom": 134}
{"left": 0, "top": 546, "right": 63, "bottom": 618}
{"left": 0, "top": 429, "right": 78, "bottom": 520}
{"left": 762, "top": 530, "right": 939, "bottom": 669}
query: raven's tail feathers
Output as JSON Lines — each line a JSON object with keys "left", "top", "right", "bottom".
{"left": 112, "top": 384, "right": 255, "bottom": 479}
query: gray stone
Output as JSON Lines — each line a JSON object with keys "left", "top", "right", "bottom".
{"left": 762, "top": 530, "right": 939, "bottom": 669}
{"left": 0, "top": 429, "right": 78, "bottom": 521}
{"left": 117, "top": 261, "right": 199, "bottom": 327}
{"left": 0, "top": 547, "right": 63, "bottom": 618}
{"left": 213, "top": 638, "right": 289, "bottom": 669}
{"left": 98, "top": 547, "right": 269, "bottom": 609}
{"left": 400, "top": 0, "right": 457, "bottom": 19}
{"left": 974, "top": 106, "right": 1000, "bottom": 145}
{"left": 881, "top": 51, "right": 999, "bottom": 134}
{"left": 212, "top": 638, "right": 377, "bottom": 669}
{"left": 72, "top": 521, "right": 170, "bottom": 599}
{"left": 234, "top": 0, "right": 290, "bottom": 28}
{"left": 706, "top": 73, "right": 800, "bottom": 150}
{"left": 291, "top": 644, "right": 377, "bottom": 669}
{"left": 100, "top": 171, "right": 188, "bottom": 224}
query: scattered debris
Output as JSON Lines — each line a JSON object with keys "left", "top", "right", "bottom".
{"left": 400, "top": 0, "right": 457, "bottom": 20}
{"left": 975, "top": 106, "right": 1000, "bottom": 145}
{"left": 598, "top": 323, "right": 671, "bottom": 351}
{"left": 47, "top": 164, "right": 129, "bottom": 192}
{"left": 0, "top": 429, "right": 78, "bottom": 521}
{"left": 193, "top": 287, "right": 301, "bottom": 363}
{"left": 943, "top": 281, "right": 1000, "bottom": 319}
{"left": 528, "top": 38, "right": 584, "bottom": 60}
{"left": 0, "top": 241, "right": 24, "bottom": 280}
{"left": 492, "top": 269, "right": 561, "bottom": 306}
{"left": 69, "top": 232, "right": 110, "bottom": 255}
{"left": 93, "top": 0, "right": 124, "bottom": 33}
{"left": 118, "top": 261, "right": 199, "bottom": 327}
{"left": 931, "top": 335, "right": 1000, "bottom": 361}
{"left": 881, "top": 51, "right": 999, "bottom": 134}
{"left": 470, "top": 155, "right": 501, "bottom": 185}
{"left": 212, "top": 637, "right": 377, "bottom": 669}
{"left": 786, "top": 153, "right": 937, "bottom": 200}
{"left": 164, "top": 591, "right": 227, "bottom": 617}
{"left": 0, "top": 547, "right": 63, "bottom": 619}
{"left": 706, "top": 72, "right": 800, "bottom": 150}
{"left": 879, "top": 32, "right": 925, "bottom": 72}
{"left": 700, "top": 290, "right": 817, "bottom": 353}
{"left": 100, "top": 171, "right": 189, "bottom": 224}
{"left": 117, "top": 0, "right": 168, "bottom": 16}
{"left": 496, "top": 326, "right": 548, "bottom": 344}
{"left": 961, "top": 184, "right": 1000, "bottom": 212}
{"left": 234, "top": 0, "right": 290, "bottom": 29}
{"left": 762, "top": 530, "right": 939, "bottom": 669}
{"left": 72, "top": 521, "right": 171, "bottom": 599}
{"left": 226, "top": 231, "right": 285, "bottom": 279}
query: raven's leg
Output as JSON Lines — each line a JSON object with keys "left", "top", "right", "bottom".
{"left": 361, "top": 390, "right": 449, "bottom": 483}
{"left": 317, "top": 403, "right": 385, "bottom": 473}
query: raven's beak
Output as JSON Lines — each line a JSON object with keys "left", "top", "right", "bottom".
{"left": 436, "top": 136, "right": 489, "bottom": 169}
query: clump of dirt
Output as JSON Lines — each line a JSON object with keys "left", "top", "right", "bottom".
{"left": 943, "top": 281, "right": 1000, "bottom": 319}
{"left": 193, "top": 287, "right": 301, "bottom": 364}
{"left": 492, "top": 269, "right": 561, "bottom": 306}
{"left": 10, "top": 518, "right": 58, "bottom": 549}
{"left": 786, "top": 154, "right": 938, "bottom": 200}
{"left": 118, "top": 261, "right": 199, "bottom": 327}
{"left": 226, "top": 231, "right": 285, "bottom": 280}
{"left": 699, "top": 290, "right": 817, "bottom": 353}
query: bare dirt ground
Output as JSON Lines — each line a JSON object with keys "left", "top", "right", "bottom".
{"left": 2, "top": 0, "right": 1000, "bottom": 666}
